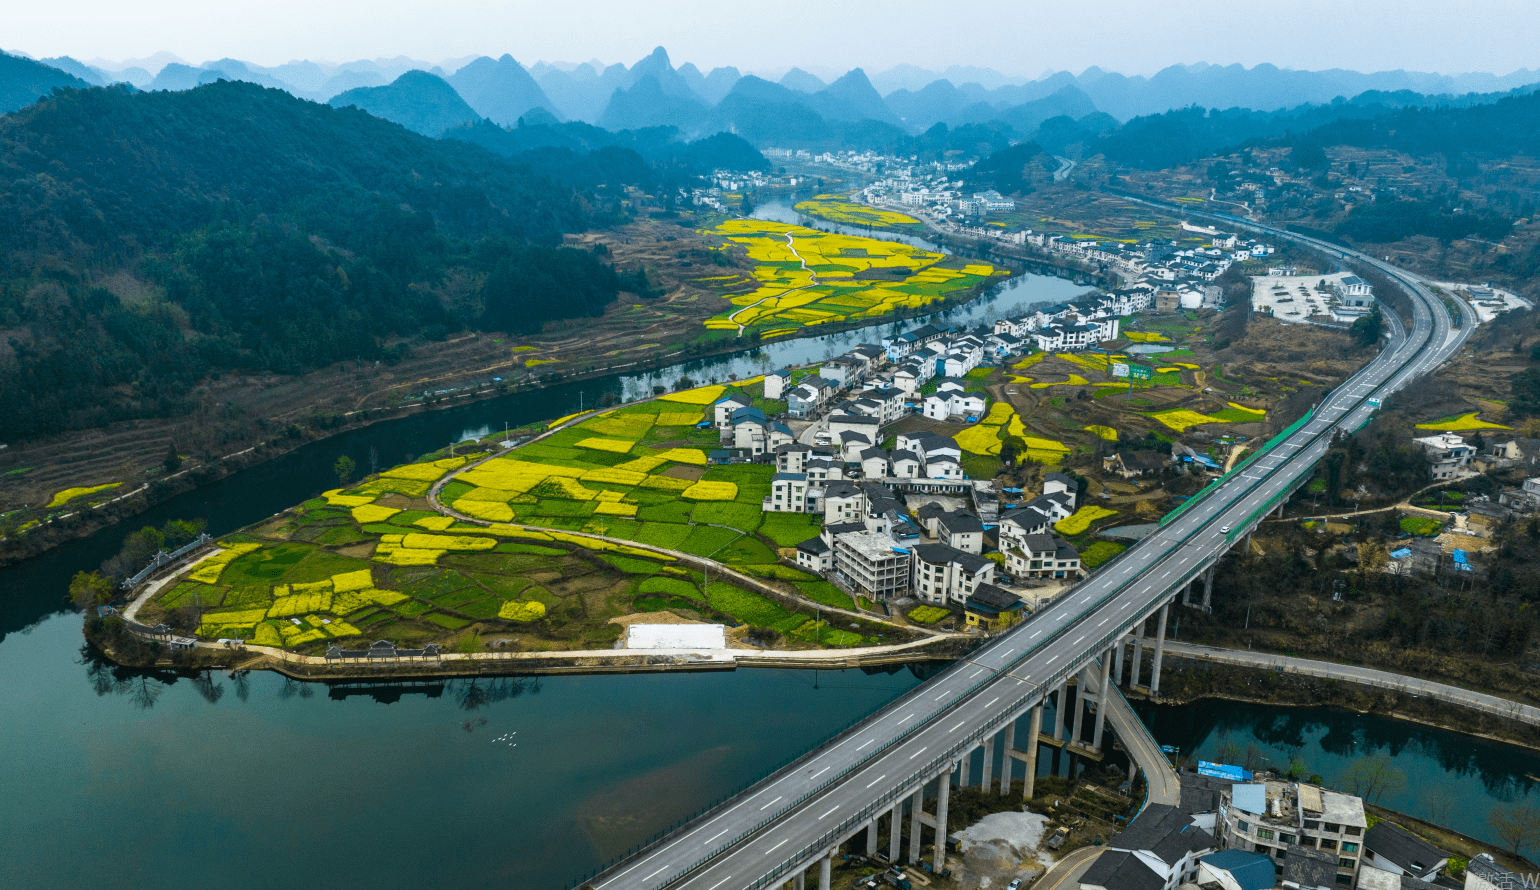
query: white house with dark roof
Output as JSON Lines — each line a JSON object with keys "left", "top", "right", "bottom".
{"left": 911, "top": 542, "right": 994, "bottom": 604}
{"left": 712, "top": 394, "right": 751, "bottom": 429}
{"left": 763, "top": 368, "right": 793, "bottom": 400}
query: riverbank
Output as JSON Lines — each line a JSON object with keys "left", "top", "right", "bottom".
{"left": 1, "top": 220, "right": 1025, "bottom": 568}
{"left": 1135, "top": 653, "right": 1540, "bottom": 752}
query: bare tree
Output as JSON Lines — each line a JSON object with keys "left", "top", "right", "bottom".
{"left": 1344, "top": 755, "right": 1406, "bottom": 804}
{"left": 1489, "top": 803, "right": 1540, "bottom": 858}
{"left": 1423, "top": 788, "right": 1456, "bottom": 826}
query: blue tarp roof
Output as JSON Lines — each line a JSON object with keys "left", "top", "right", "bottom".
{"left": 1453, "top": 549, "right": 1468, "bottom": 563}
{"left": 1202, "top": 850, "right": 1276, "bottom": 890}
{"left": 1199, "top": 761, "right": 1253, "bottom": 782}
{"left": 1390, "top": 547, "right": 1412, "bottom": 559}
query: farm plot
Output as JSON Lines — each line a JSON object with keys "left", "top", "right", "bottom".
{"left": 708, "top": 219, "right": 1003, "bottom": 336}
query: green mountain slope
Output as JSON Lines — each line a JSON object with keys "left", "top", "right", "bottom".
{"left": 0, "top": 51, "right": 89, "bottom": 114}
{"left": 329, "top": 69, "right": 481, "bottom": 136}
{"left": 0, "top": 81, "right": 617, "bottom": 440}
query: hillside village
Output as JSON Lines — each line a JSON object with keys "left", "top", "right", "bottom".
{"left": 706, "top": 275, "right": 1215, "bottom": 629}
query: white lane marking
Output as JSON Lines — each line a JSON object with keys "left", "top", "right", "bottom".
{"left": 910, "top": 746, "right": 929, "bottom": 760}
{"left": 765, "top": 839, "right": 788, "bottom": 855}
{"left": 706, "top": 876, "right": 734, "bottom": 890}
{"left": 705, "top": 827, "right": 731, "bottom": 845}
{"left": 935, "top": 691, "right": 948, "bottom": 700}
{"left": 985, "top": 696, "right": 999, "bottom": 706}
{"left": 950, "top": 720, "right": 966, "bottom": 731}
{"left": 970, "top": 669, "right": 983, "bottom": 678}
{"left": 760, "top": 796, "right": 782, "bottom": 810}
{"left": 857, "top": 739, "right": 874, "bottom": 751}
{"left": 901, "top": 713, "right": 914, "bottom": 721}
{"left": 820, "top": 804, "right": 840, "bottom": 819}
{"left": 866, "top": 773, "right": 888, "bottom": 788}
{"left": 811, "top": 767, "right": 829, "bottom": 779}
{"left": 646, "top": 866, "right": 669, "bottom": 880}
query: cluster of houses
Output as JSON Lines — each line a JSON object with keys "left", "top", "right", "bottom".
{"left": 1080, "top": 763, "right": 1514, "bottom": 890}
{"left": 702, "top": 331, "right": 1094, "bottom": 628}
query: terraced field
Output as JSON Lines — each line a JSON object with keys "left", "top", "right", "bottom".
{"left": 708, "top": 219, "right": 1003, "bottom": 337}
{"left": 140, "top": 386, "right": 884, "bottom": 655}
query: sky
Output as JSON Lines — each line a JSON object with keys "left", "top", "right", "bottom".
{"left": 11, "top": 0, "right": 1540, "bottom": 78}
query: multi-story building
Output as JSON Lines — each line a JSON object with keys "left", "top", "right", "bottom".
{"left": 832, "top": 531, "right": 911, "bottom": 601}
{"left": 765, "top": 472, "right": 813, "bottom": 513}
{"left": 1413, "top": 433, "right": 1474, "bottom": 480}
{"left": 1218, "top": 782, "right": 1367, "bottom": 887}
{"left": 911, "top": 542, "right": 994, "bottom": 605}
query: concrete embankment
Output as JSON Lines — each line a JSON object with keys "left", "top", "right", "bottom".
{"left": 193, "top": 634, "right": 976, "bottom": 681}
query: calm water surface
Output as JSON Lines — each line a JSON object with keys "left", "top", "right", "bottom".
{"left": 1136, "top": 698, "right": 1540, "bottom": 849}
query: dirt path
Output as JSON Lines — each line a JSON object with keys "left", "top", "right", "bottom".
{"left": 728, "top": 231, "right": 821, "bottom": 335}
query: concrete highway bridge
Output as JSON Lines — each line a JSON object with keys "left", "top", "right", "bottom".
{"left": 581, "top": 209, "right": 1475, "bottom": 890}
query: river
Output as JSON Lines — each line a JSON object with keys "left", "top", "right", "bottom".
{"left": 1135, "top": 698, "right": 1540, "bottom": 851}
{"left": 0, "top": 204, "right": 1527, "bottom": 887}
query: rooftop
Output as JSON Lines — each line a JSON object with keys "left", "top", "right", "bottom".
{"left": 835, "top": 530, "right": 910, "bottom": 563}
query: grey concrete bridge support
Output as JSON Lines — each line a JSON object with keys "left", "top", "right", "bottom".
{"left": 1023, "top": 704, "right": 1041, "bottom": 798}
{"left": 1092, "top": 650, "right": 1113, "bottom": 749}
{"left": 981, "top": 731, "right": 994, "bottom": 790}
{"left": 998, "top": 721, "right": 1015, "bottom": 795}
{"left": 1113, "top": 636, "right": 1125, "bottom": 683}
{"left": 818, "top": 854, "right": 831, "bottom": 890}
{"left": 907, "top": 788, "right": 922, "bottom": 864}
{"left": 889, "top": 801, "right": 902, "bottom": 862}
{"left": 1071, "top": 671, "right": 1087, "bottom": 745}
{"left": 1052, "top": 682, "right": 1066, "bottom": 742}
{"left": 933, "top": 762, "right": 952, "bottom": 871}
{"left": 793, "top": 870, "right": 804, "bottom": 890}
{"left": 1201, "top": 565, "right": 1215, "bottom": 612}
{"left": 866, "top": 818, "right": 878, "bottom": 856}
{"left": 1129, "top": 620, "right": 1145, "bottom": 687}
{"left": 1151, "top": 602, "right": 1170, "bottom": 696}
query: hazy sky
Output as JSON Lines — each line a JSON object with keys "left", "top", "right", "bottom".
{"left": 12, "top": 0, "right": 1540, "bottom": 77}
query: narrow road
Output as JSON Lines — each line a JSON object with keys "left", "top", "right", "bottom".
{"left": 1160, "top": 641, "right": 1540, "bottom": 725}
{"left": 1034, "top": 847, "right": 1101, "bottom": 890}
{"left": 728, "top": 230, "right": 821, "bottom": 335}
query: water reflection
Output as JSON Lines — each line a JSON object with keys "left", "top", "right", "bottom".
{"left": 1137, "top": 699, "right": 1540, "bottom": 846}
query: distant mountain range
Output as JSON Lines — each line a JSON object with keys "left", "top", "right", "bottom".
{"left": 7, "top": 45, "right": 1540, "bottom": 154}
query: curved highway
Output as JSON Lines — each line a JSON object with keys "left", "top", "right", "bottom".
{"left": 584, "top": 208, "right": 1473, "bottom": 890}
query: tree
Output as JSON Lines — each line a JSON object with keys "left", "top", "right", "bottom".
{"left": 333, "top": 455, "right": 356, "bottom": 486}
{"left": 68, "top": 571, "right": 115, "bottom": 610}
{"left": 1349, "top": 307, "right": 1383, "bottom": 347}
{"left": 1344, "top": 755, "right": 1406, "bottom": 803}
{"left": 163, "top": 443, "right": 182, "bottom": 474}
{"left": 1489, "top": 803, "right": 1540, "bottom": 857}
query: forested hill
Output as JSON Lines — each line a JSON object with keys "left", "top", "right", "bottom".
{"left": 0, "top": 81, "right": 622, "bottom": 441}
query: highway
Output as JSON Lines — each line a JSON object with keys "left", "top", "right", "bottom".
{"left": 585, "top": 212, "right": 1474, "bottom": 890}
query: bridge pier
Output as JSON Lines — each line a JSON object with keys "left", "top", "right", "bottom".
{"left": 999, "top": 721, "right": 1015, "bottom": 795}
{"left": 1129, "top": 620, "right": 1145, "bottom": 688}
{"left": 1151, "top": 602, "right": 1170, "bottom": 696}
{"left": 1071, "top": 671, "right": 1088, "bottom": 745}
{"left": 1053, "top": 682, "right": 1067, "bottom": 742}
{"left": 908, "top": 788, "right": 922, "bottom": 864}
{"left": 818, "top": 854, "right": 831, "bottom": 890}
{"left": 793, "top": 870, "right": 804, "bottom": 890}
{"left": 1113, "top": 635, "right": 1125, "bottom": 683}
{"left": 1092, "top": 652, "right": 1112, "bottom": 749}
{"left": 866, "top": 818, "right": 878, "bottom": 856}
{"left": 1201, "top": 565, "right": 1215, "bottom": 613}
{"left": 889, "top": 801, "right": 902, "bottom": 862}
{"left": 933, "top": 764, "right": 952, "bottom": 871}
{"left": 1023, "top": 704, "right": 1042, "bottom": 799}
{"left": 981, "top": 732, "right": 995, "bottom": 790}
